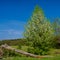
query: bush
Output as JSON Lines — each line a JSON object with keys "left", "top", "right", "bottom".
{"left": 2, "top": 48, "right": 22, "bottom": 57}
{"left": 27, "top": 47, "right": 34, "bottom": 54}
{"left": 18, "top": 44, "right": 22, "bottom": 49}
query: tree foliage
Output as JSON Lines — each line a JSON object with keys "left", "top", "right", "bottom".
{"left": 53, "top": 18, "right": 60, "bottom": 48}
{"left": 24, "top": 6, "right": 55, "bottom": 55}
{"left": 53, "top": 18, "right": 60, "bottom": 35}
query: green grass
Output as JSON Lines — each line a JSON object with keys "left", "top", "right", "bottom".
{"left": 11, "top": 46, "right": 18, "bottom": 49}
{"left": 11, "top": 46, "right": 28, "bottom": 51}
{"left": 3, "top": 55, "right": 60, "bottom": 60}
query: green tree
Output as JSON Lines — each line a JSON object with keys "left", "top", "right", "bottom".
{"left": 53, "top": 18, "right": 60, "bottom": 48}
{"left": 24, "top": 6, "right": 55, "bottom": 55}
{"left": 53, "top": 18, "right": 60, "bottom": 35}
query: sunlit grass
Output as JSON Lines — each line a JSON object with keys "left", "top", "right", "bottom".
{"left": 4, "top": 55, "right": 60, "bottom": 60}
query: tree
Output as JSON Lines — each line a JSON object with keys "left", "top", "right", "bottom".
{"left": 24, "top": 6, "right": 54, "bottom": 55}
{"left": 53, "top": 18, "right": 60, "bottom": 48}
{"left": 53, "top": 18, "right": 60, "bottom": 35}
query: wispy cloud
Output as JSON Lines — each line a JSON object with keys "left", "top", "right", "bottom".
{"left": 7, "top": 29, "right": 23, "bottom": 35}
{"left": 0, "top": 29, "right": 23, "bottom": 40}
{"left": 0, "top": 29, "right": 23, "bottom": 35}
{"left": 0, "top": 20, "right": 25, "bottom": 39}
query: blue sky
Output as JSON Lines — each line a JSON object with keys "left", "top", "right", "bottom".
{"left": 0, "top": 0, "right": 60, "bottom": 40}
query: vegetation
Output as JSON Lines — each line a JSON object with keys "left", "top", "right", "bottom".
{"left": 24, "top": 6, "right": 55, "bottom": 55}
{"left": 53, "top": 18, "right": 60, "bottom": 48}
{"left": 0, "top": 39, "right": 27, "bottom": 46}
{"left": 53, "top": 18, "right": 60, "bottom": 36}
{"left": 3, "top": 55, "right": 60, "bottom": 60}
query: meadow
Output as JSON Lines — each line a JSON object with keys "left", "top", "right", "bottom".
{"left": 3, "top": 54, "right": 60, "bottom": 60}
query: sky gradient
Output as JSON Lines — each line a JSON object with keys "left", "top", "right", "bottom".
{"left": 0, "top": 0, "right": 60, "bottom": 40}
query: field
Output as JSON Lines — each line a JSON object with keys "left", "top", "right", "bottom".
{"left": 3, "top": 55, "right": 60, "bottom": 60}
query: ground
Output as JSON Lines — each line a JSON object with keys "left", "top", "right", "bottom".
{"left": 3, "top": 55, "right": 60, "bottom": 60}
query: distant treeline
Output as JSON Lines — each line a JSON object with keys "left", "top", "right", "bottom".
{"left": 0, "top": 39, "right": 27, "bottom": 46}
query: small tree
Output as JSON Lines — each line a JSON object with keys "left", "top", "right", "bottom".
{"left": 24, "top": 6, "right": 55, "bottom": 55}
{"left": 53, "top": 18, "right": 60, "bottom": 48}
{"left": 53, "top": 18, "right": 60, "bottom": 35}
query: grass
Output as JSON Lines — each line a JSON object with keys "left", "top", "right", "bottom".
{"left": 11, "top": 45, "right": 28, "bottom": 51}
{"left": 11, "top": 46, "right": 18, "bottom": 49}
{"left": 3, "top": 55, "right": 60, "bottom": 60}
